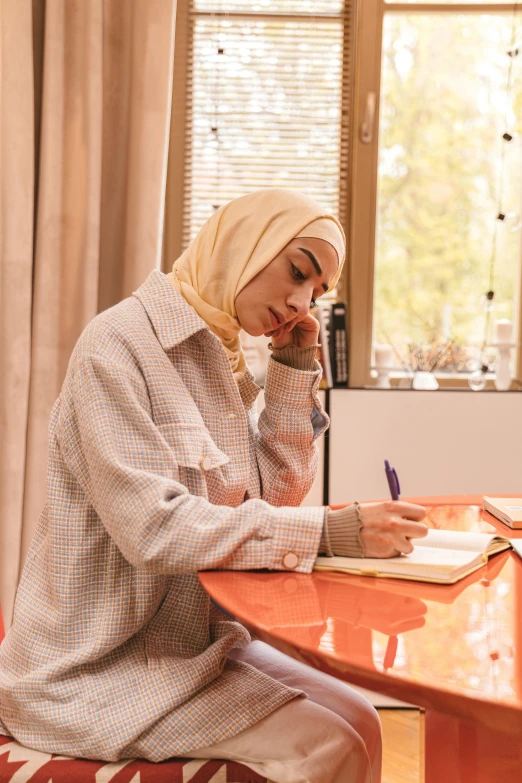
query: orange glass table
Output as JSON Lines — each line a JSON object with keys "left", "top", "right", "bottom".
{"left": 199, "top": 495, "right": 522, "bottom": 783}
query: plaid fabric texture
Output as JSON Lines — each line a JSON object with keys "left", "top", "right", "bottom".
{"left": 0, "top": 271, "right": 327, "bottom": 762}
{"left": 0, "top": 735, "right": 267, "bottom": 783}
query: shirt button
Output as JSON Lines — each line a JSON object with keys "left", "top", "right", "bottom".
{"left": 200, "top": 456, "right": 212, "bottom": 471}
{"left": 282, "top": 552, "right": 299, "bottom": 570}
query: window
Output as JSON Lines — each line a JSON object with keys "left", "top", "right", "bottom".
{"left": 351, "top": 0, "right": 522, "bottom": 386}
{"left": 164, "top": 0, "right": 522, "bottom": 388}
{"left": 185, "top": 1, "right": 350, "bottom": 245}
{"left": 164, "top": 0, "right": 355, "bottom": 277}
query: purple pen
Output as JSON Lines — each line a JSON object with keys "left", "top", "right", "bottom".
{"left": 384, "top": 460, "right": 400, "bottom": 501}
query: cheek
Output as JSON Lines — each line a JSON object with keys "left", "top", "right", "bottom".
{"left": 235, "top": 286, "right": 257, "bottom": 322}
{"left": 236, "top": 265, "right": 284, "bottom": 315}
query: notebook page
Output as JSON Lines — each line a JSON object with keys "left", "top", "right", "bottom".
{"left": 421, "top": 528, "right": 499, "bottom": 553}
{"left": 484, "top": 536, "right": 514, "bottom": 556}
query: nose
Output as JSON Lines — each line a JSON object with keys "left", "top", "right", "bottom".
{"left": 287, "top": 288, "right": 312, "bottom": 320}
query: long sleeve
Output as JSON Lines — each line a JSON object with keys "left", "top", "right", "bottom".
{"left": 61, "top": 355, "right": 325, "bottom": 575}
{"left": 253, "top": 353, "right": 329, "bottom": 507}
{"left": 270, "top": 343, "right": 318, "bottom": 372}
{"left": 319, "top": 504, "right": 364, "bottom": 558}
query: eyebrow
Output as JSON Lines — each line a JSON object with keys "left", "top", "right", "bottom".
{"left": 297, "top": 247, "right": 329, "bottom": 292}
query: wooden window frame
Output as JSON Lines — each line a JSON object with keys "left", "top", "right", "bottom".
{"left": 164, "top": 0, "right": 355, "bottom": 267}
{"left": 163, "top": 0, "right": 191, "bottom": 271}
{"left": 164, "top": 1, "right": 522, "bottom": 390}
{"left": 164, "top": 1, "right": 356, "bottom": 260}
{"left": 348, "top": 0, "right": 522, "bottom": 388}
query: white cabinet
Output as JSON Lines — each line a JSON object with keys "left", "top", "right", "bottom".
{"left": 329, "top": 389, "right": 522, "bottom": 503}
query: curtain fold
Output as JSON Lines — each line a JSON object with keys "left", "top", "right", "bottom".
{"left": 0, "top": 0, "right": 35, "bottom": 630}
{"left": 0, "top": 0, "right": 177, "bottom": 627}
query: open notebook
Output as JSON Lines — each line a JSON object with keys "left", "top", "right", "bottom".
{"left": 314, "top": 528, "right": 522, "bottom": 585}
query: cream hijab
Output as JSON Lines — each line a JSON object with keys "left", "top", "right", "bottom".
{"left": 168, "top": 189, "right": 345, "bottom": 380}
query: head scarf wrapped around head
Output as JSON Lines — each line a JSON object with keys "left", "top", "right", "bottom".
{"left": 169, "top": 189, "right": 345, "bottom": 380}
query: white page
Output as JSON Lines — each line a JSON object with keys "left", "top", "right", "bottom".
{"left": 417, "top": 528, "right": 496, "bottom": 553}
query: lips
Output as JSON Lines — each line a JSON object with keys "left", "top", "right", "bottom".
{"left": 269, "top": 308, "right": 281, "bottom": 330}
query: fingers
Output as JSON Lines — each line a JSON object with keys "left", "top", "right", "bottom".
{"left": 266, "top": 323, "right": 291, "bottom": 341}
{"left": 297, "top": 313, "right": 320, "bottom": 330}
{"left": 391, "top": 520, "right": 428, "bottom": 556}
{"left": 287, "top": 314, "right": 319, "bottom": 334}
{"left": 389, "top": 501, "right": 427, "bottom": 521}
{"left": 396, "top": 538, "right": 414, "bottom": 555}
{"left": 391, "top": 519, "right": 429, "bottom": 539}
{"left": 266, "top": 317, "right": 300, "bottom": 339}
{"left": 358, "top": 501, "right": 429, "bottom": 558}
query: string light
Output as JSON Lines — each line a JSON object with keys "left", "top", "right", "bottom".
{"left": 471, "top": 1, "right": 520, "bottom": 389}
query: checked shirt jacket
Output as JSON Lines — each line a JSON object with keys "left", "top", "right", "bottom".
{"left": 0, "top": 270, "right": 329, "bottom": 763}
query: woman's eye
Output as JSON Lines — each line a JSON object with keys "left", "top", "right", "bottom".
{"left": 291, "top": 264, "right": 305, "bottom": 281}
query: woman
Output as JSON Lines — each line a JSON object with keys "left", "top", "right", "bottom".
{"left": 0, "top": 189, "right": 427, "bottom": 783}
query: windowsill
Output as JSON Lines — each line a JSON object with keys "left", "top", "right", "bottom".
{"left": 356, "top": 371, "right": 522, "bottom": 391}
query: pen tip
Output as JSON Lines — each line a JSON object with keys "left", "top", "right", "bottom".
{"left": 384, "top": 459, "right": 390, "bottom": 469}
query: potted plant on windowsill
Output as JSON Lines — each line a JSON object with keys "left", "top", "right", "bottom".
{"left": 397, "top": 340, "right": 470, "bottom": 390}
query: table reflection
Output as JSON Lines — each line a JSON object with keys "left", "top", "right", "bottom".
{"left": 425, "top": 503, "right": 522, "bottom": 536}
{"left": 202, "top": 503, "right": 522, "bottom": 708}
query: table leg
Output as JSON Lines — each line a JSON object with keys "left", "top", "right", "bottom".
{"left": 425, "top": 709, "right": 522, "bottom": 783}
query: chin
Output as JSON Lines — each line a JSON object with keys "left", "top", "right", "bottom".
{"left": 241, "top": 323, "right": 266, "bottom": 337}
{"left": 236, "top": 309, "right": 261, "bottom": 337}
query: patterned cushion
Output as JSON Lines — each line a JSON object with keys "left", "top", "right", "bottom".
{"left": 0, "top": 735, "right": 267, "bottom": 782}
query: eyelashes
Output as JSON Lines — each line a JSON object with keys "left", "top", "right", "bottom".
{"left": 291, "top": 264, "right": 317, "bottom": 308}
{"left": 291, "top": 264, "right": 305, "bottom": 281}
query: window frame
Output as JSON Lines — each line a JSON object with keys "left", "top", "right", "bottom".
{"left": 164, "top": 0, "right": 356, "bottom": 266}
{"left": 164, "top": 0, "right": 522, "bottom": 390}
{"left": 348, "top": 0, "right": 522, "bottom": 388}
{"left": 163, "top": 0, "right": 191, "bottom": 272}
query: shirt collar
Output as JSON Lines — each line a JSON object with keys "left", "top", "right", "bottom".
{"left": 134, "top": 270, "right": 262, "bottom": 408}
{"left": 133, "top": 270, "right": 207, "bottom": 350}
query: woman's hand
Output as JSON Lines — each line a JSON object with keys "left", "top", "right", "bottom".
{"left": 358, "top": 501, "right": 428, "bottom": 558}
{"left": 265, "top": 312, "right": 320, "bottom": 349}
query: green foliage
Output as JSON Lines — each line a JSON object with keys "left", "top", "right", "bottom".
{"left": 374, "top": 12, "right": 522, "bottom": 357}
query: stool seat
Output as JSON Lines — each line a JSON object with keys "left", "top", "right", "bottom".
{"left": 0, "top": 735, "right": 267, "bottom": 782}
{"left": 0, "top": 609, "right": 268, "bottom": 783}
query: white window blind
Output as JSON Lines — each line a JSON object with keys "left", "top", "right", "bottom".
{"left": 182, "top": 0, "right": 353, "bottom": 246}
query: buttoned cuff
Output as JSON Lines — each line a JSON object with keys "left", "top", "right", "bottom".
{"left": 320, "top": 504, "right": 364, "bottom": 558}
{"left": 269, "top": 343, "right": 320, "bottom": 372}
{"left": 265, "top": 504, "right": 326, "bottom": 573}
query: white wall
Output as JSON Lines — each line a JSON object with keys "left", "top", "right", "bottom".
{"left": 329, "top": 389, "right": 522, "bottom": 504}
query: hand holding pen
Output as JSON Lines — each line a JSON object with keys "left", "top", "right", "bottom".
{"left": 355, "top": 461, "right": 428, "bottom": 558}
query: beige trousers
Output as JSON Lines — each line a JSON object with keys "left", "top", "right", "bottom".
{"left": 179, "top": 641, "right": 382, "bottom": 783}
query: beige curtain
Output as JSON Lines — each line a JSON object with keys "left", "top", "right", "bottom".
{"left": 0, "top": 0, "right": 176, "bottom": 628}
